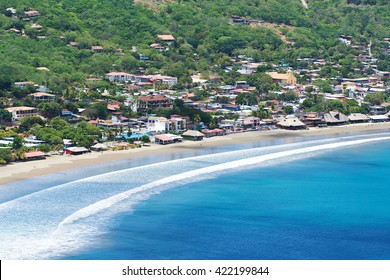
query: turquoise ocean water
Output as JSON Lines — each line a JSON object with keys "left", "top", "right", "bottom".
{"left": 1, "top": 132, "right": 390, "bottom": 259}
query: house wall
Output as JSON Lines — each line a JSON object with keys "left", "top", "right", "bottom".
{"left": 147, "top": 119, "right": 167, "bottom": 132}
{"left": 169, "top": 118, "right": 186, "bottom": 132}
{"left": 8, "top": 108, "right": 38, "bottom": 121}
{"left": 106, "top": 73, "right": 132, "bottom": 83}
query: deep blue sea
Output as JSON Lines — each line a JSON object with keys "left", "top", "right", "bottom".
{"left": 1, "top": 132, "right": 390, "bottom": 260}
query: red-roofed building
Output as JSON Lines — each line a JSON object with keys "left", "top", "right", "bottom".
{"left": 202, "top": 109, "right": 218, "bottom": 113}
{"left": 24, "top": 151, "right": 46, "bottom": 160}
{"left": 107, "top": 102, "right": 121, "bottom": 111}
{"left": 88, "top": 119, "right": 99, "bottom": 125}
{"left": 112, "top": 113, "right": 129, "bottom": 125}
{"left": 154, "top": 134, "right": 174, "bottom": 145}
{"left": 154, "top": 134, "right": 183, "bottom": 144}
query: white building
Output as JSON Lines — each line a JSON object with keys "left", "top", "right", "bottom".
{"left": 237, "top": 62, "right": 265, "bottom": 74}
{"left": 14, "top": 81, "right": 35, "bottom": 88}
{"left": 168, "top": 116, "right": 186, "bottom": 132}
{"left": 147, "top": 116, "right": 169, "bottom": 132}
{"left": 150, "top": 75, "right": 178, "bottom": 87}
{"left": 106, "top": 72, "right": 133, "bottom": 83}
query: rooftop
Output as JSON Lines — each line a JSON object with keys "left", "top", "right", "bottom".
{"left": 157, "top": 34, "right": 175, "bottom": 41}
{"left": 138, "top": 95, "right": 172, "bottom": 101}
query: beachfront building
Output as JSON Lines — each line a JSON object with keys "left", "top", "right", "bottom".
{"left": 302, "top": 112, "right": 326, "bottom": 127}
{"left": 369, "top": 106, "right": 386, "bottom": 115}
{"left": 154, "top": 134, "right": 183, "bottom": 145}
{"left": 168, "top": 115, "right": 187, "bottom": 132}
{"left": 154, "top": 134, "right": 174, "bottom": 145}
{"left": 146, "top": 116, "right": 186, "bottom": 133}
{"left": 181, "top": 130, "right": 205, "bottom": 141}
{"left": 23, "top": 151, "right": 46, "bottom": 161}
{"left": 348, "top": 113, "right": 370, "bottom": 124}
{"left": 324, "top": 111, "right": 349, "bottom": 126}
{"left": 276, "top": 116, "right": 306, "bottom": 130}
{"left": 90, "top": 143, "right": 108, "bottom": 151}
{"left": 219, "top": 119, "right": 242, "bottom": 132}
{"left": 243, "top": 117, "right": 262, "bottom": 129}
{"left": 201, "top": 128, "right": 226, "bottom": 137}
{"left": 63, "top": 147, "right": 90, "bottom": 155}
{"left": 147, "top": 116, "right": 169, "bottom": 132}
{"left": 5, "top": 106, "right": 38, "bottom": 121}
{"left": 369, "top": 115, "right": 389, "bottom": 123}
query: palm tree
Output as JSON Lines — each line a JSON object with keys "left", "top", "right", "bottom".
{"left": 193, "top": 114, "right": 201, "bottom": 130}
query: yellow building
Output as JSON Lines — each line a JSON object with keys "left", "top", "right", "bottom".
{"left": 266, "top": 71, "right": 297, "bottom": 85}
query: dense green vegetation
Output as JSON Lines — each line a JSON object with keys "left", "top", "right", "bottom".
{"left": 0, "top": 0, "right": 389, "bottom": 92}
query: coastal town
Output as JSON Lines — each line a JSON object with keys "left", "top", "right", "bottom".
{"left": 1, "top": 5, "right": 389, "bottom": 166}
{"left": 2, "top": 0, "right": 390, "bottom": 267}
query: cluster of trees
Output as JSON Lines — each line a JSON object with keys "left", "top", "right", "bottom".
{"left": 0, "top": 115, "right": 105, "bottom": 163}
{"left": 154, "top": 99, "right": 212, "bottom": 127}
{"left": 363, "top": 92, "right": 389, "bottom": 106}
{"left": 300, "top": 93, "right": 376, "bottom": 115}
{"left": 0, "top": 109, "right": 12, "bottom": 122}
{"left": 21, "top": 116, "right": 102, "bottom": 148}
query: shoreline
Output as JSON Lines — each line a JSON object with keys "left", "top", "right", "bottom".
{"left": 2, "top": 122, "right": 390, "bottom": 185}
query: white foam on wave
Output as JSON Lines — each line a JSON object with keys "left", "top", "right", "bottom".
{"left": 2, "top": 135, "right": 390, "bottom": 259}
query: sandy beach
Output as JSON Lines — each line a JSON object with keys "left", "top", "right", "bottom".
{"left": 2, "top": 122, "right": 390, "bottom": 185}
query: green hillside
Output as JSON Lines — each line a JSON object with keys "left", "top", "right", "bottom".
{"left": 0, "top": 0, "right": 389, "bottom": 91}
